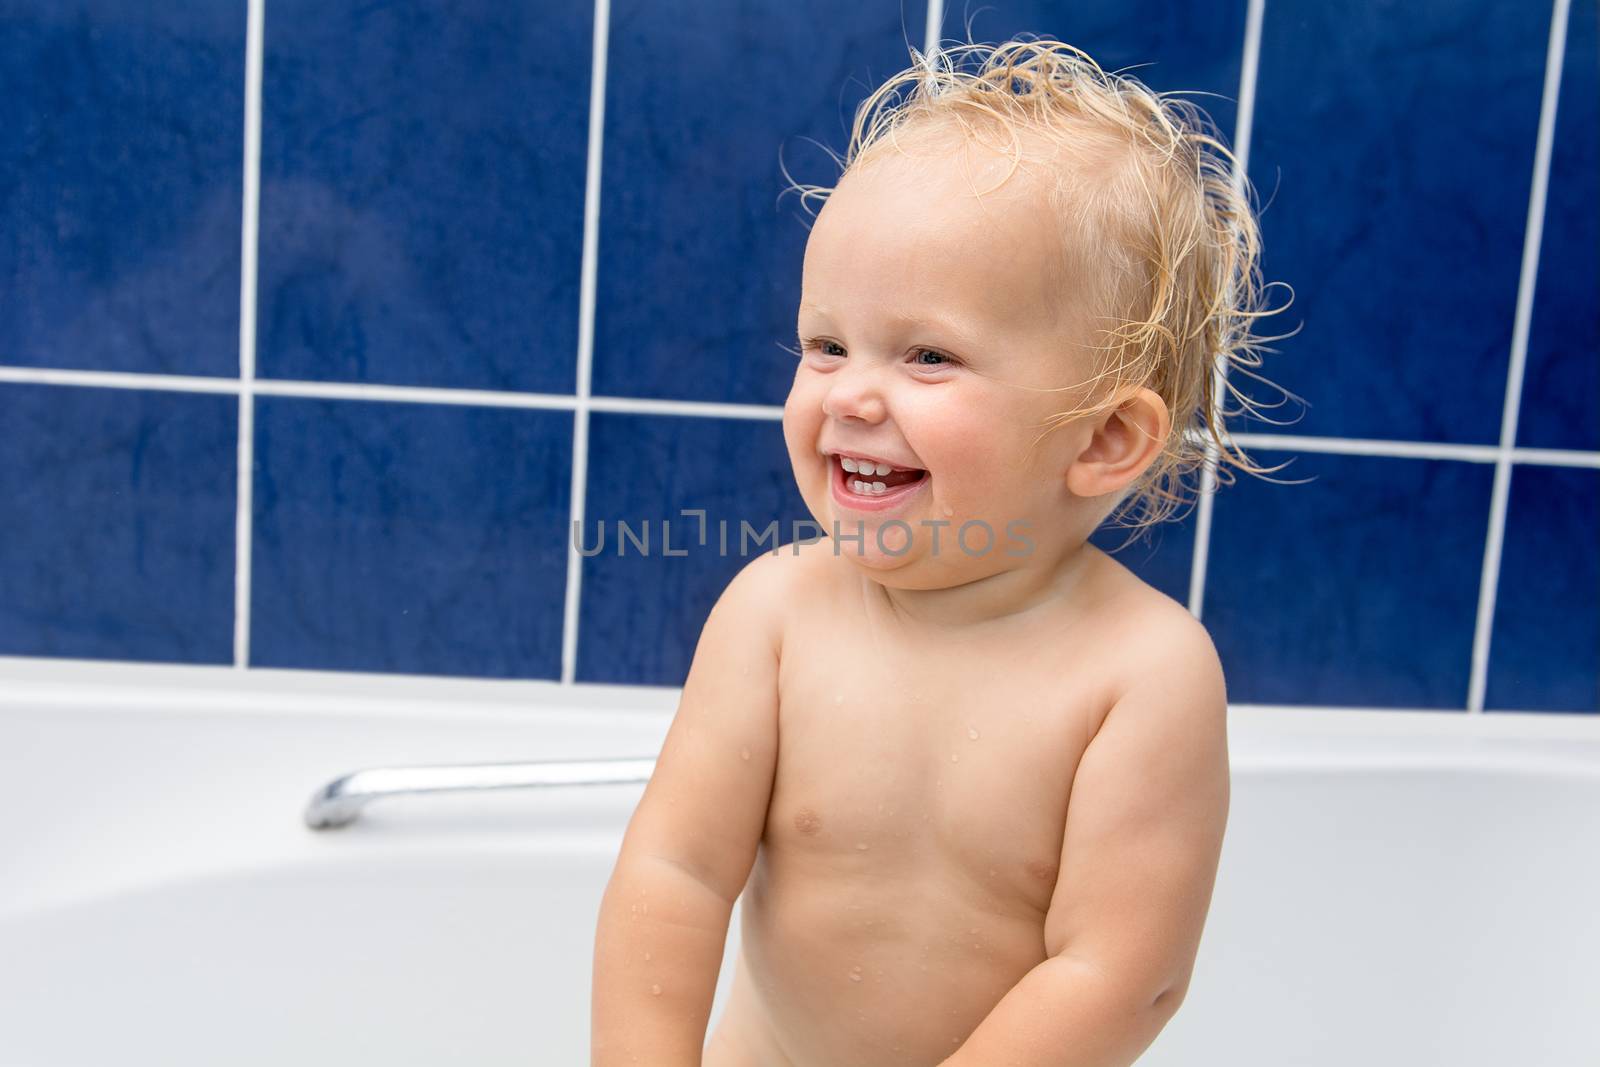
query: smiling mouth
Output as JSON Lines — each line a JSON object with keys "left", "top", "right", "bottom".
{"left": 830, "top": 455, "right": 928, "bottom": 504}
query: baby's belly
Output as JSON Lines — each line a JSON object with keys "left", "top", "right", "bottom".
{"left": 728, "top": 846, "right": 1050, "bottom": 1067}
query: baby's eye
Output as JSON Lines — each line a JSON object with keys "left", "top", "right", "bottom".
{"left": 912, "top": 348, "right": 956, "bottom": 368}
{"left": 799, "top": 337, "right": 845, "bottom": 357}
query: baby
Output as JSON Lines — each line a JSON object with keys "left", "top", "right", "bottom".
{"left": 593, "top": 37, "right": 1285, "bottom": 1067}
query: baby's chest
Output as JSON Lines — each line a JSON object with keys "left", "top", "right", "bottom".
{"left": 767, "top": 662, "right": 1100, "bottom": 913}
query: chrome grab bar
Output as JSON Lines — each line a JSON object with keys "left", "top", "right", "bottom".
{"left": 303, "top": 757, "right": 657, "bottom": 830}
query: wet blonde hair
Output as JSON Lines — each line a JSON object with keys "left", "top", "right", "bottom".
{"left": 783, "top": 36, "right": 1304, "bottom": 550}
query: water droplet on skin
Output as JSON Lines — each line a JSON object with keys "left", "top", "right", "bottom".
{"left": 651, "top": 984, "right": 662, "bottom": 996}
{"left": 849, "top": 972, "right": 863, "bottom": 982}
{"left": 834, "top": 693, "right": 844, "bottom": 705}
{"left": 972, "top": 942, "right": 979, "bottom": 949}
{"left": 739, "top": 746, "right": 751, "bottom": 761}
{"left": 943, "top": 505, "right": 954, "bottom": 517}
{"left": 968, "top": 726, "right": 980, "bottom": 740}
{"left": 856, "top": 842, "right": 869, "bottom": 850}
{"left": 988, "top": 868, "right": 997, "bottom": 877}
{"left": 643, "top": 952, "right": 652, "bottom": 961}
{"left": 950, "top": 753, "right": 960, "bottom": 762}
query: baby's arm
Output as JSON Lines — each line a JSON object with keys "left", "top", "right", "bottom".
{"left": 590, "top": 552, "right": 784, "bottom": 1066}
{"left": 942, "top": 610, "right": 1230, "bottom": 1067}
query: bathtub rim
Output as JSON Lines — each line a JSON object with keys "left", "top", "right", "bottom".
{"left": 2, "top": 653, "right": 1595, "bottom": 739}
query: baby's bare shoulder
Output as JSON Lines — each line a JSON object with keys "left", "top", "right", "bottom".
{"left": 716, "top": 539, "right": 839, "bottom": 634}
{"left": 1077, "top": 549, "right": 1222, "bottom": 710}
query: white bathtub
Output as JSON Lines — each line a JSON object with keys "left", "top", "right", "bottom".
{"left": 3, "top": 658, "right": 1598, "bottom": 1066}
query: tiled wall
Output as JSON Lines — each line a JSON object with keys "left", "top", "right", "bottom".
{"left": 1, "top": 0, "right": 1594, "bottom": 712}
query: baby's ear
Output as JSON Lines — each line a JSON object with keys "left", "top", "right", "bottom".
{"left": 1064, "top": 387, "right": 1170, "bottom": 498}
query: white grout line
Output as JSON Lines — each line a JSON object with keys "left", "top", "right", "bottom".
{"left": 3, "top": 362, "right": 1596, "bottom": 465}
{"left": 924, "top": 0, "right": 943, "bottom": 58}
{"left": 561, "top": 0, "right": 611, "bottom": 686}
{"left": 1466, "top": 0, "right": 1572, "bottom": 715}
{"left": 234, "top": 0, "right": 265, "bottom": 671}
{"left": 1188, "top": 0, "right": 1265, "bottom": 623}
{"left": 0, "top": 366, "right": 242, "bottom": 394}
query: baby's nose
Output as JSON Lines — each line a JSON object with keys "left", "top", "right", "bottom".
{"left": 822, "top": 368, "right": 887, "bottom": 423}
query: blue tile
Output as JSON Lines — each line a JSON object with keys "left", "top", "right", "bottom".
{"left": 939, "top": 0, "right": 1248, "bottom": 142}
{"left": 576, "top": 412, "right": 809, "bottom": 685}
{"left": 0, "top": 383, "right": 236, "bottom": 663}
{"left": 1203, "top": 450, "right": 1495, "bottom": 708}
{"left": 591, "top": 0, "right": 916, "bottom": 406}
{"left": 250, "top": 398, "right": 573, "bottom": 678}
{"left": 257, "top": 1, "right": 591, "bottom": 393}
{"left": 1486, "top": 464, "right": 1599, "bottom": 713}
{"left": 1521, "top": 0, "right": 1599, "bottom": 453}
{"left": 0, "top": 3, "right": 244, "bottom": 377}
{"left": 1248, "top": 1, "right": 1549, "bottom": 445}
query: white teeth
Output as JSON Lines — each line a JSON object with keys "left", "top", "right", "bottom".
{"left": 847, "top": 478, "right": 890, "bottom": 495}
{"left": 836, "top": 455, "right": 901, "bottom": 477}
{"left": 870, "top": 480, "right": 887, "bottom": 492}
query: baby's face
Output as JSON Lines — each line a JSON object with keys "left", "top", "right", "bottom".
{"left": 783, "top": 136, "right": 1097, "bottom": 577}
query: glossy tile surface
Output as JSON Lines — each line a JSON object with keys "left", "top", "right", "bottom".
{"left": 256, "top": 0, "right": 592, "bottom": 392}
{"left": 1247, "top": 1, "right": 1550, "bottom": 445}
{"left": 249, "top": 398, "right": 573, "bottom": 678}
{"left": 1203, "top": 450, "right": 1495, "bottom": 708}
{"left": 0, "top": 4, "right": 244, "bottom": 377}
{"left": 1, "top": 1, "right": 1594, "bottom": 704}
{"left": 1486, "top": 464, "right": 1600, "bottom": 713}
{"left": 0, "top": 383, "right": 236, "bottom": 662}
